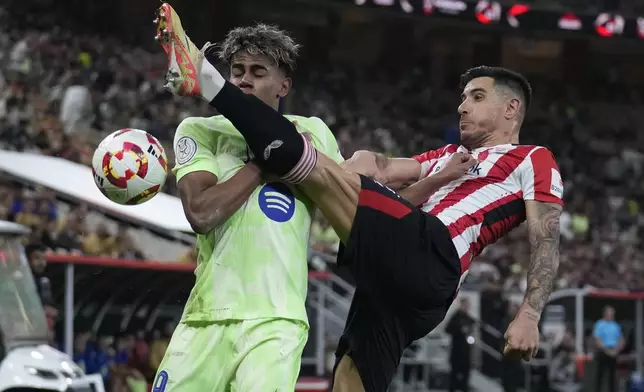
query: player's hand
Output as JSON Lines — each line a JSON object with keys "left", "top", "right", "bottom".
{"left": 440, "top": 152, "right": 477, "bottom": 181}
{"left": 503, "top": 306, "right": 540, "bottom": 362}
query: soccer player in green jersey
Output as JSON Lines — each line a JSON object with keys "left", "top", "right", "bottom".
{"left": 151, "top": 22, "right": 343, "bottom": 392}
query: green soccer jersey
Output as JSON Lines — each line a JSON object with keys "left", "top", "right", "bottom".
{"left": 172, "top": 115, "right": 344, "bottom": 325}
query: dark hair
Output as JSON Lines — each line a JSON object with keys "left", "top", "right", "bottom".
{"left": 459, "top": 66, "right": 532, "bottom": 113}
{"left": 215, "top": 23, "right": 300, "bottom": 76}
{"left": 24, "top": 243, "right": 44, "bottom": 256}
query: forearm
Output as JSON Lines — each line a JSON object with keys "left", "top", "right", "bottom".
{"left": 341, "top": 151, "right": 385, "bottom": 180}
{"left": 190, "top": 165, "right": 261, "bottom": 233}
{"left": 522, "top": 204, "right": 562, "bottom": 317}
{"left": 594, "top": 337, "right": 604, "bottom": 349}
{"left": 342, "top": 150, "right": 420, "bottom": 187}
{"left": 398, "top": 172, "right": 453, "bottom": 206}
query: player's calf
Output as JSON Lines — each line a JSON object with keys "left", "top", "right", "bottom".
{"left": 210, "top": 81, "right": 317, "bottom": 184}
{"left": 333, "top": 355, "right": 366, "bottom": 392}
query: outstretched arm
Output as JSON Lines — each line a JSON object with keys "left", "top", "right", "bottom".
{"left": 504, "top": 200, "right": 562, "bottom": 361}
{"left": 341, "top": 150, "right": 421, "bottom": 189}
{"left": 504, "top": 147, "right": 564, "bottom": 361}
{"left": 522, "top": 200, "right": 562, "bottom": 317}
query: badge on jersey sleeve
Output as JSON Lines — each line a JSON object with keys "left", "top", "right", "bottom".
{"left": 550, "top": 168, "right": 564, "bottom": 198}
{"left": 175, "top": 136, "right": 197, "bottom": 165}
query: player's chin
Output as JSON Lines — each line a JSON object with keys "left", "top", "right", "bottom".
{"left": 459, "top": 131, "right": 475, "bottom": 148}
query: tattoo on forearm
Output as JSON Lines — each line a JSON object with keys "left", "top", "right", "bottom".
{"left": 525, "top": 203, "right": 562, "bottom": 314}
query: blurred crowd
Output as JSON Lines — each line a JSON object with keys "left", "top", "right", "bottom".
{"left": 0, "top": 181, "right": 150, "bottom": 260}
{"left": 63, "top": 322, "right": 176, "bottom": 392}
{"left": 1, "top": 1, "right": 644, "bottom": 391}
{"left": 1, "top": 0, "right": 644, "bottom": 332}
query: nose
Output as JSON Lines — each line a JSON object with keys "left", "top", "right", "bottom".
{"left": 240, "top": 74, "right": 253, "bottom": 86}
{"left": 458, "top": 102, "right": 468, "bottom": 116}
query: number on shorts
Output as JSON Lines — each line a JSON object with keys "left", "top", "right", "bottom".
{"left": 153, "top": 370, "right": 169, "bottom": 392}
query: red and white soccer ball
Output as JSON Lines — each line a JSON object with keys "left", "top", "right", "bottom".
{"left": 92, "top": 129, "right": 168, "bottom": 205}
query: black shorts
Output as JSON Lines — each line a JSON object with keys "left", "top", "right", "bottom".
{"left": 332, "top": 176, "right": 461, "bottom": 392}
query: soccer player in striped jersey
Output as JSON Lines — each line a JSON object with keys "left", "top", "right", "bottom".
{"left": 154, "top": 5, "right": 562, "bottom": 390}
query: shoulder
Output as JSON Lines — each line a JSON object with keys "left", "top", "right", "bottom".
{"left": 286, "top": 115, "right": 332, "bottom": 133}
{"left": 510, "top": 145, "right": 559, "bottom": 170}
{"left": 174, "top": 115, "right": 231, "bottom": 143}
{"left": 176, "top": 115, "right": 228, "bottom": 133}
{"left": 512, "top": 145, "right": 556, "bottom": 161}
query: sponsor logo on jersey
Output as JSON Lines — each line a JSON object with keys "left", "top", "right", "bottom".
{"left": 550, "top": 168, "right": 563, "bottom": 198}
{"left": 258, "top": 182, "right": 296, "bottom": 222}
{"left": 469, "top": 163, "right": 482, "bottom": 176}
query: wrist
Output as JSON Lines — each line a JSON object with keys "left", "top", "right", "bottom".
{"left": 519, "top": 303, "right": 541, "bottom": 322}
{"left": 432, "top": 170, "right": 457, "bottom": 184}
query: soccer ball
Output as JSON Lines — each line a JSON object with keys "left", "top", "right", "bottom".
{"left": 92, "top": 129, "right": 168, "bottom": 205}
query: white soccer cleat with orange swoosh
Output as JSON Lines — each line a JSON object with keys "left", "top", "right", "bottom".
{"left": 154, "top": 3, "right": 203, "bottom": 97}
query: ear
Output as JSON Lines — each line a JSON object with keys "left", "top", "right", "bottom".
{"left": 505, "top": 97, "right": 521, "bottom": 120}
{"left": 278, "top": 77, "right": 292, "bottom": 98}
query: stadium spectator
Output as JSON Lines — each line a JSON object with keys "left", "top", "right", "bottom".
{"left": 110, "top": 332, "right": 147, "bottom": 392}
{"left": 593, "top": 306, "right": 624, "bottom": 392}
{"left": 24, "top": 241, "right": 59, "bottom": 331}
{"left": 73, "top": 331, "right": 92, "bottom": 373}
{"left": 129, "top": 330, "right": 151, "bottom": 377}
{"left": 148, "top": 327, "right": 170, "bottom": 372}
{"left": 82, "top": 222, "right": 117, "bottom": 256}
{"left": 113, "top": 228, "right": 145, "bottom": 260}
{"left": 88, "top": 334, "right": 116, "bottom": 382}
{"left": 446, "top": 298, "right": 474, "bottom": 392}
{"left": 54, "top": 213, "right": 84, "bottom": 253}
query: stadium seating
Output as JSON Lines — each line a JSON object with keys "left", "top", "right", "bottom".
{"left": 2, "top": 0, "right": 644, "bottom": 389}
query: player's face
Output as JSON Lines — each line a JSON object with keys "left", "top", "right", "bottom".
{"left": 230, "top": 51, "right": 292, "bottom": 110}
{"left": 458, "top": 76, "right": 504, "bottom": 149}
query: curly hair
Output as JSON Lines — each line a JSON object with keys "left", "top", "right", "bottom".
{"left": 215, "top": 23, "right": 301, "bottom": 75}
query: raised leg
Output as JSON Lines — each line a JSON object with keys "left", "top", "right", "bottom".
{"left": 333, "top": 355, "right": 366, "bottom": 392}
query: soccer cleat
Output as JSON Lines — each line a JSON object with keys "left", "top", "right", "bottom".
{"left": 154, "top": 3, "right": 202, "bottom": 96}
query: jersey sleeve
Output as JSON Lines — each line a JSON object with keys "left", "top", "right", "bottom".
{"left": 519, "top": 147, "right": 564, "bottom": 205}
{"left": 304, "top": 117, "right": 345, "bottom": 164}
{"left": 172, "top": 118, "right": 220, "bottom": 182}
{"left": 412, "top": 144, "right": 457, "bottom": 177}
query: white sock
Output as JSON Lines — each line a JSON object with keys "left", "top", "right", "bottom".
{"left": 198, "top": 57, "right": 226, "bottom": 102}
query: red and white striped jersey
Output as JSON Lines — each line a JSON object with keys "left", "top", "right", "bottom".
{"left": 413, "top": 143, "right": 564, "bottom": 282}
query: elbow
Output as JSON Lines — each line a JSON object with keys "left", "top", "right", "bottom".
{"left": 186, "top": 206, "right": 224, "bottom": 234}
